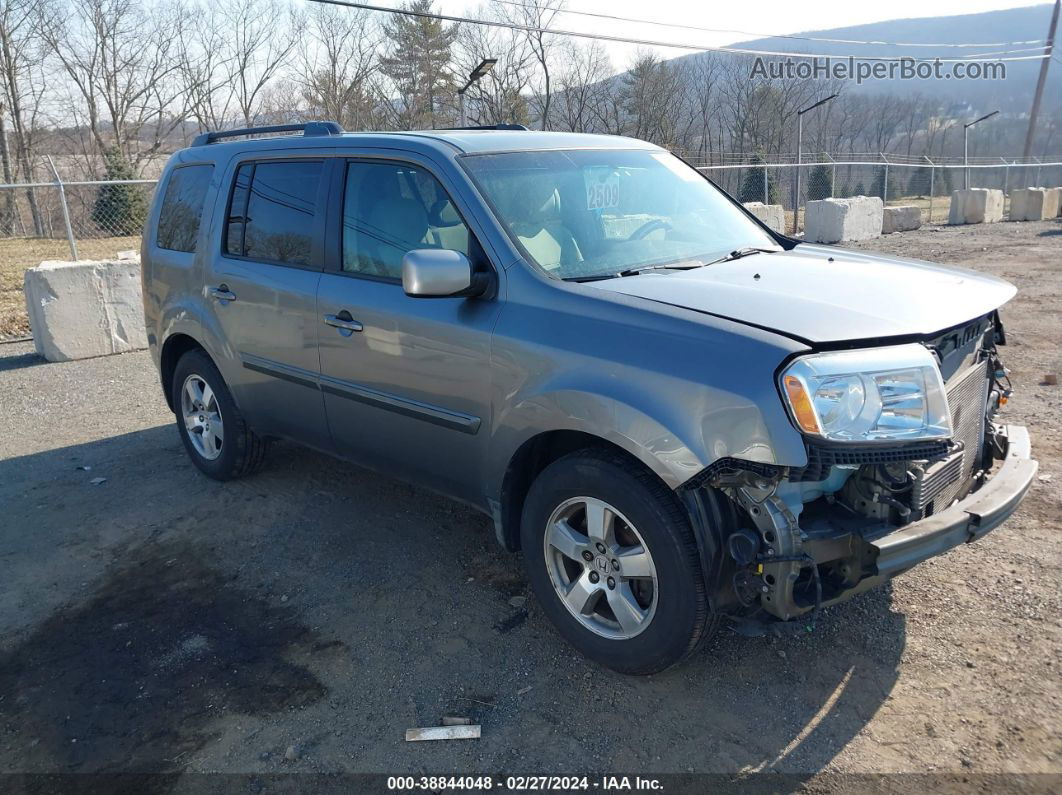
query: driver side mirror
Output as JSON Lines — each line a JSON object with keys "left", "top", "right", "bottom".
{"left": 402, "top": 249, "right": 490, "bottom": 298}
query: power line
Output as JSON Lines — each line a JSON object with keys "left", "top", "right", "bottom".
{"left": 307, "top": 0, "right": 1050, "bottom": 63}
{"left": 489, "top": 0, "right": 1049, "bottom": 51}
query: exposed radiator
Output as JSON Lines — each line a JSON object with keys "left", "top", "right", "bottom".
{"left": 912, "top": 359, "right": 990, "bottom": 513}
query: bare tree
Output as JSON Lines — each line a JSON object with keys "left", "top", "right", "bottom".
{"left": 222, "top": 0, "right": 302, "bottom": 126}
{"left": 293, "top": 4, "right": 381, "bottom": 130}
{"left": 0, "top": 0, "right": 49, "bottom": 233}
{"left": 499, "top": 0, "right": 562, "bottom": 130}
{"left": 39, "top": 0, "right": 190, "bottom": 168}
{"left": 550, "top": 40, "right": 611, "bottom": 133}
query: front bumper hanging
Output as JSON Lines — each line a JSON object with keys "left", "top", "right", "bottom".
{"left": 872, "top": 424, "right": 1037, "bottom": 577}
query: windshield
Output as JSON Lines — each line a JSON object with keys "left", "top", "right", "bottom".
{"left": 460, "top": 149, "right": 780, "bottom": 280}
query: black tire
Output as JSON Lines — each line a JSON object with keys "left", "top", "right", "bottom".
{"left": 171, "top": 349, "right": 268, "bottom": 480}
{"left": 520, "top": 448, "right": 715, "bottom": 675}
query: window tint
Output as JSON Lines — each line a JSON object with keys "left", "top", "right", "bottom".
{"left": 157, "top": 164, "right": 213, "bottom": 252}
{"left": 342, "top": 161, "right": 472, "bottom": 279}
{"left": 224, "top": 160, "right": 322, "bottom": 266}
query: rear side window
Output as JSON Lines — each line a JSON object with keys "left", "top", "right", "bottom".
{"left": 156, "top": 164, "right": 213, "bottom": 252}
{"left": 223, "top": 160, "right": 322, "bottom": 266}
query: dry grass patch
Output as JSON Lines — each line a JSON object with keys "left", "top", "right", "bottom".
{"left": 0, "top": 236, "right": 139, "bottom": 338}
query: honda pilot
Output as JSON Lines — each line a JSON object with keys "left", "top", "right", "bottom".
{"left": 141, "top": 122, "right": 1037, "bottom": 674}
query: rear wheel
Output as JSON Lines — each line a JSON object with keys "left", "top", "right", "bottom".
{"left": 172, "top": 349, "right": 267, "bottom": 480}
{"left": 521, "top": 449, "right": 714, "bottom": 674}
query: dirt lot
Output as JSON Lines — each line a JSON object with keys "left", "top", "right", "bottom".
{"left": 0, "top": 220, "right": 1059, "bottom": 788}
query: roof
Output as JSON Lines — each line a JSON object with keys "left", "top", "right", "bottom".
{"left": 397, "top": 129, "right": 660, "bottom": 154}
{"left": 183, "top": 127, "right": 659, "bottom": 159}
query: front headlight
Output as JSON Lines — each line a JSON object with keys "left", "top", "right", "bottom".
{"left": 781, "top": 344, "right": 951, "bottom": 443}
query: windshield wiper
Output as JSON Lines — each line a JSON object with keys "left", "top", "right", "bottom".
{"left": 707, "top": 246, "right": 779, "bottom": 265}
{"left": 616, "top": 260, "right": 707, "bottom": 277}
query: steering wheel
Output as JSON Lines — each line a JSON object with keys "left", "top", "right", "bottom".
{"left": 627, "top": 219, "right": 672, "bottom": 241}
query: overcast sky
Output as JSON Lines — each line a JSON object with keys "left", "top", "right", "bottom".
{"left": 424, "top": 0, "right": 1051, "bottom": 67}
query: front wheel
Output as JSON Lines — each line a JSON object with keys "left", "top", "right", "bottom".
{"left": 520, "top": 449, "right": 715, "bottom": 675}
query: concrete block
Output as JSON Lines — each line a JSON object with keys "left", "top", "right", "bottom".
{"left": 1050, "top": 188, "right": 1062, "bottom": 217}
{"left": 742, "top": 202, "right": 785, "bottom": 233}
{"left": 23, "top": 258, "right": 147, "bottom": 362}
{"left": 1008, "top": 188, "right": 1060, "bottom": 221}
{"left": 948, "top": 189, "right": 1003, "bottom": 225}
{"left": 803, "top": 196, "right": 883, "bottom": 243}
{"left": 882, "top": 205, "right": 922, "bottom": 234}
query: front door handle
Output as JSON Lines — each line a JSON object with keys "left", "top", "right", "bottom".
{"left": 324, "top": 311, "right": 363, "bottom": 334}
{"left": 209, "top": 285, "right": 237, "bottom": 302}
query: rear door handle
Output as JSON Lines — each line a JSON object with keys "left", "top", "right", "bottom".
{"left": 324, "top": 311, "right": 363, "bottom": 334}
{"left": 209, "top": 285, "right": 237, "bottom": 302}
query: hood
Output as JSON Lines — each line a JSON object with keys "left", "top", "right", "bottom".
{"left": 589, "top": 243, "right": 1016, "bottom": 344}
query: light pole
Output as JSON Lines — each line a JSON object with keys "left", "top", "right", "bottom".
{"left": 791, "top": 93, "right": 837, "bottom": 235}
{"left": 458, "top": 58, "right": 497, "bottom": 127}
{"left": 963, "top": 110, "right": 999, "bottom": 189}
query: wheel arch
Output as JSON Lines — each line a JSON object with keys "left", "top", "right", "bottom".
{"left": 497, "top": 429, "right": 678, "bottom": 552}
{"left": 159, "top": 333, "right": 212, "bottom": 411}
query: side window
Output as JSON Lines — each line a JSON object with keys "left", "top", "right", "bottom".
{"left": 156, "top": 164, "right": 214, "bottom": 253}
{"left": 223, "top": 160, "right": 322, "bottom": 266}
{"left": 342, "top": 161, "right": 473, "bottom": 280}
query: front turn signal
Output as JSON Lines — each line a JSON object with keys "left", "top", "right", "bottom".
{"left": 784, "top": 374, "right": 822, "bottom": 434}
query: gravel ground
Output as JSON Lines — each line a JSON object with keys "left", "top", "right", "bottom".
{"left": 0, "top": 219, "right": 1059, "bottom": 788}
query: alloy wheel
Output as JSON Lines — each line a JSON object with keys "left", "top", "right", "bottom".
{"left": 180, "top": 373, "right": 224, "bottom": 461}
{"left": 542, "top": 496, "right": 658, "bottom": 640}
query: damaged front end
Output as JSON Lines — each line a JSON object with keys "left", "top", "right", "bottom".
{"left": 684, "top": 314, "right": 1038, "bottom": 633}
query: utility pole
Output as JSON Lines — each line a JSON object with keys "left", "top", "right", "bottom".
{"left": 1022, "top": 0, "right": 1060, "bottom": 166}
{"left": 791, "top": 93, "right": 837, "bottom": 235}
{"left": 458, "top": 58, "right": 497, "bottom": 126}
{"left": 964, "top": 110, "right": 999, "bottom": 189}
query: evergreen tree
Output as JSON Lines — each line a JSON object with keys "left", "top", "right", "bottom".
{"left": 869, "top": 166, "right": 899, "bottom": 202}
{"left": 907, "top": 167, "right": 932, "bottom": 197}
{"left": 739, "top": 157, "right": 779, "bottom": 204}
{"left": 380, "top": 0, "right": 458, "bottom": 129}
{"left": 807, "top": 163, "right": 833, "bottom": 201}
{"left": 938, "top": 166, "right": 954, "bottom": 196}
{"left": 93, "top": 148, "right": 148, "bottom": 236}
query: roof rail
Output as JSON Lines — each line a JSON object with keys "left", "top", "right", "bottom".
{"left": 442, "top": 124, "right": 530, "bottom": 131}
{"left": 192, "top": 121, "right": 344, "bottom": 147}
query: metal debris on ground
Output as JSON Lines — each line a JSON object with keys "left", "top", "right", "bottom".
{"left": 405, "top": 725, "right": 481, "bottom": 742}
{"left": 440, "top": 716, "right": 472, "bottom": 726}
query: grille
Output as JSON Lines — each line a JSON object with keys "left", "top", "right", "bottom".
{"left": 791, "top": 440, "right": 950, "bottom": 482}
{"left": 917, "top": 359, "right": 990, "bottom": 511}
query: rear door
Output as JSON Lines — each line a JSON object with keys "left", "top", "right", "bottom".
{"left": 204, "top": 155, "right": 330, "bottom": 449}
{"left": 316, "top": 156, "right": 502, "bottom": 503}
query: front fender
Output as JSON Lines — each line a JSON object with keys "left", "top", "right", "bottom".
{"left": 487, "top": 388, "right": 707, "bottom": 497}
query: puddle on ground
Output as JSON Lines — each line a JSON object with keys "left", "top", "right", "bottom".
{"left": 0, "top": 541, "right": 332, "bottom": 775}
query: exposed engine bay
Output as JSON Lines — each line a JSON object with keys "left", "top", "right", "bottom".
{"left": 695, "top": 312, "right": 1016, "bottom": 629}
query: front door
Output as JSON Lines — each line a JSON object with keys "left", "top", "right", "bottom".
{"left": 316, "top": 158, "right": 501, "bottom": 503}
{"left": 205, "top": 156, "right": 330, "bottom": 449}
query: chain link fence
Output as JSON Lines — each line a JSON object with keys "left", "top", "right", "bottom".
{"left": 698, "top": 157, "right": 1062, "bottom": 233}
{"left": 0, "top": 178, "right": 157, "bottom": 260}
{"left": 0, "top": 156, "right": 1060, "bottom": 255}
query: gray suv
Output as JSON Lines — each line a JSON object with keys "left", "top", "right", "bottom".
{"left": 142, "top": 122, "right": 1037, "bottom": 674}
